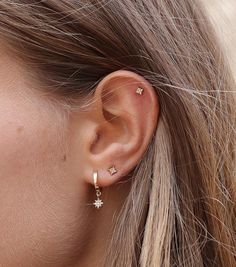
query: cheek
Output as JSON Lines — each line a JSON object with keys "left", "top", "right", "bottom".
{"left": 0, "top": 92, "right": 89, "bottom": 266}
{"left": 0, "top": 93, "right": 64, "bottom": 220}
{"left": 0, "top": 94, "right": 60, "bottom": 183}
{"left": 0, "top": 93, "right": 70, "bottom": 263}
{"left": 0, "top": 53, "right": 88, "bottom": 265}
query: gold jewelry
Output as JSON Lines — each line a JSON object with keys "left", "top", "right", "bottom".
{"left": 108, "top": 165, "right": 117, "bottom": 175}
{"left": 93, "top": 171, "right": 103, "bottom": 209}
{"left": 135, "top": 87, "right": 144, "bottom": 95}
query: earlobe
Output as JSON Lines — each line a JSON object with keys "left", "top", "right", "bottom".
{"left": 80, "top": 70, "right": 159, "bottom": 188}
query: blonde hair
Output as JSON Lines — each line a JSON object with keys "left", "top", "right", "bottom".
{"left": 0, "top": 0, "right": 235, "bottom": 266}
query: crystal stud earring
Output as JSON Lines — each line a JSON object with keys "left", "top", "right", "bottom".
{"left": 108, "top": 165, "right": 117, "bottom": 175}
{"left": 135, "top": 87, "right": 144, "bottom": 95}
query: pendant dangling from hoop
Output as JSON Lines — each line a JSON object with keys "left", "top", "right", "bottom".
{"left": 93, "top": 171, "right": 103, "bottom": 209}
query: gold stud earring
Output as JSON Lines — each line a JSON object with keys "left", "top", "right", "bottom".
{"left": 93, "top": 171, "right": 103, "bottom": 209}
{"left": 108, "top": 165, "right": 117, "bottom": 175}
{"left": 135, "top": 87, "right": 144, "bottom": 95}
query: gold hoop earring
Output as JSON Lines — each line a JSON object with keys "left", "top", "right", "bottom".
{"left": 93, "top": 171, "right": 103, "bottom": 209}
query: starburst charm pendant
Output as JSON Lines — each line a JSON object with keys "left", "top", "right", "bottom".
{"left": 93, "top": 198, "right": 104, "bottom": 209}
{"left": 93, "top": 171, "right": 104, "bottom": 209}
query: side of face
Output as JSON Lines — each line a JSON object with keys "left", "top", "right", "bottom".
{"left": 0, "top": 42, "right": 159, "bottom": 266}
{"left": 0, "top": 48, "right": 92, "bottom": 267}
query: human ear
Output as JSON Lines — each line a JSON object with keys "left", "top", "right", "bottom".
{"left": 69, "top": 70, "right": 159, "bottom": 187}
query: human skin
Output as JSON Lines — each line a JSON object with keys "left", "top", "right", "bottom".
{"left": 0, "top": 44, "right": 159, "bottom": 267}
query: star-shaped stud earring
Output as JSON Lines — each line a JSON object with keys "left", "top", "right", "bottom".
{"left": 108, "top": 165, "right": 117, "bottom": 175}
{"left": 135, "top": 87, "right": 144, "bottom": 95}
{"left": 93, "top": 198, "right": 104, "bottom": 209}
